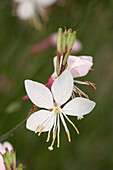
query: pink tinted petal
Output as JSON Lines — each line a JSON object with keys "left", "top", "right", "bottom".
{"left": 51, "top": 55, "right": 63, "bottom": 79}
{"left": 71, "top": 39, "right": 82, "bottom": 53}
{"left": 0, "top": 155, "right": 5, "bottom": 170}
{"left": 3, "top": 142, "right": 13, "bottom": 152}
{"left": 0, "top": 144, "right": 5, "bottom": 154}
{"left": 67, "top": 55, "right": 93, "bottom": 78}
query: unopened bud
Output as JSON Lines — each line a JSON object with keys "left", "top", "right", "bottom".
{"left": 2, "top": 154, "right": 11, "bottom": 170}
{"left": 67, "top": 31, "right": 76, "bottom": 52}
{"left": 10, "top": 150, "right": 16, "bottom": 170}
{"left": 62, "top": 33, "right": 68, "bottom": 53}
{"left": 67, "top": 28, "right": 72, "bottom": 44}
{"left": 17, "top": 164, "right": 23, "bottom": 170}
{"left": 57, "top": 28, "right": 63, "bottom": 57}
{"left": 63, "top": 50, "right": 71, "bottom": 65}
{"left": 2, "top": 150, "right": 16, "bottom": 170}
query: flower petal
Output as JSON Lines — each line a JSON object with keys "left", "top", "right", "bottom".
{"left": 62, "top": 97, "right": 96, "bottom": 116}
{"left": 26, "top": 110, "right": 54, "bottom": 132}
{"left": 0, "top": 144, "right": 5, "bottom": 154}
{"left": 0, "top": 155, "right": 5, "bottom": 170}
{"left": 36, "top": 0, "right": 57, "bottom": 7}
{"left": 51, "top": 69, "right": 73, "bottom": 106}
{"left": 51, "top": 55, "right": 63, "bottom": 79}
{"left": 25, "top": 80, "right": 54, "bottom": 109}
{"left": 3, "top": 142, "right": 13, "bottom": 152}
{"left": 67, "top": 55, "right": 93, "bottom": 78}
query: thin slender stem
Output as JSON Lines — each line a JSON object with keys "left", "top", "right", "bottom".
{"left": 0, "top": 105, "right": 38, "bottom": 142}
{"left": 0, "top": 119, "right": 26, "bottom": 142}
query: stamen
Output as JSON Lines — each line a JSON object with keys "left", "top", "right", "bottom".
{"left": 46, "top": 135, "right": 50, "bottom": 142}
{"left": 62, "top": 111, "right": 79, "bottom": 135}
{"left": 57, "top": 114, "right": 60, "bottom": 148}
{"left": 46, "top": 115, "right": 54, "bottom": 142}
{"left": 57, "top": 138, "right": 60, "bottom": 148}
{"left": 77, "top": 116, "right": 83, "bottom": 120}
{"left": 85, "top": 81, "right": 96, "bottom": 90}
{"left": 48, "top": 114, "right": 56, "bottom": 151}
{"left": 38, "top": 126, "right": 44, "bottom": 136}
{"left": 35, "top": 125, "right": 41, "bottom": 134}
{"left": 67, "top": 131, "right": 71, "bottom": 142}
{"left": 48, "top": 146, "right": 53, "bottom": 151}
{"left": 73, "top": 124, "right": 79, "bottom": 134}
{"left": 60, "top": 113, "right": 71, "bottom": 142}
{"left": 73, "top": 85, "right": 89, "bottom": 99}
{"left": 53, "top": 130, "right": 56, "bottom": 140}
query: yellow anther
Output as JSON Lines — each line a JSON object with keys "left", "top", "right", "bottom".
{"left": 73, "top": 124, "right": 79, "bottom": 135}
{"left": 57, "top": 139, "right": 60, "bottom": 148}
{"left": 48, "top": 146, "right": 53, "bottom": 151}
{"left": 67, "top": 131, "right": 71, "bottom": 142}
{"left": 35, "top": 125, "right": 41, "bottom": 134}
{"left": 38, "top": 126, "right": 44, "bottom": 136}
{"left": 53, "top": 130, "right": 56, "bottom": 140}
{"left": 46, "top": 136, "right": 50, "bottom": 142}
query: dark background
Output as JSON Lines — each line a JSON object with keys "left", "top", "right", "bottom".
{"left": 0, "top": 0, "right": 113, "bottom": 169}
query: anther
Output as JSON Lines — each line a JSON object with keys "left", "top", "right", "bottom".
{"left": 35, "top": 125, "right": 41, "bottom": 134}
{"left": 46, "top": 136, "right": 50, "bottom": 142}
{"left": 48, "top": 146, "right": 53, "bottom": 151}
{"left": 57, "top": 139, "right": 60, "bottom": 148}
{"left": 53, "top": 130, "right": 56, "bottom": 140}
{"left": 38, "top": 126, "right": 44, "bottom": 136}
{"left": 73, "top": 124, "right": 79, "bottom": 134}
{"left": 67, "top": 131, "right": 71, "bottom": 142}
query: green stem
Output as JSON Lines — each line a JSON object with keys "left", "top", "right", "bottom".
{"left": 0, "top": 119, "right": 26, "bottom": 142}
{"left": 0, "top": 105, "right": 37, "bottom": 142}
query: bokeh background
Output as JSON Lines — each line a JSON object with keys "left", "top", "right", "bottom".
{"left": 0, "top": 0, "right": 113, "bottom": 169}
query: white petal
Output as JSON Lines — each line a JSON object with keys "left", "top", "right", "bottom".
{"left": 62, "top": 97, "right": 96, "bottom": 116}
{"left": 25, "top": 80, "right": 54, "bottom": 109}
{"left": 51, "top": 69, "right": 73, "bottom": 106}
{"left": 36, "top": 0, "right": 57, "bottom": 7}
{"left": 51, "top": 55, "right": 63, "bottom": 79}
{"left": 3, "top": 142, "right": 13, "bottom": 152}
{"left": 26, "top": 110, "right": 54, "bottom": 132}
{"left": 17, "top": 1, "right": 35, "bottom": 20}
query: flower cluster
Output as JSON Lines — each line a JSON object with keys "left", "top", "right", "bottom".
{"left": 0, "top": 142, "right": 23, "bottom": 170}
{"left": 24, "top": 28, "right": 96, "bottom": 151}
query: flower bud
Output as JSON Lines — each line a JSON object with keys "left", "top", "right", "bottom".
{"left": 2, "top": 150, "right": 16, "bottom": 170}
{"left": 62, "top": 33, "right": 68, "bottom": 53}
{"left": 67, "top": 31, "right": 76, "bottom": 52}
{"left": 17, "top": 163, "right": 23, "bottom": 170}
{"left": 57, "top": 28, "right": 63, "bottom": 57}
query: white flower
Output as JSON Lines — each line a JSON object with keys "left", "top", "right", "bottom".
{"left": 17, "top": 1, "right": 35, "bottom": 20}
{"left": 0, "top": 142, "right": 13, "bottom": 170}
{"left": 15, "top": 0, "right": 57, "bottom": 20}
{"left": 25, "top": 70, "right": 96, "bottom": 150}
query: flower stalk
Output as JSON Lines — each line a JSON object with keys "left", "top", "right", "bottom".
{"left": 0, "top": 105, "right": 37, "bottom": 142}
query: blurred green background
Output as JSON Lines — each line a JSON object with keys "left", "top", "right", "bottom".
{"left": 0, "top": 0, "right": 113, "bottom": 169}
